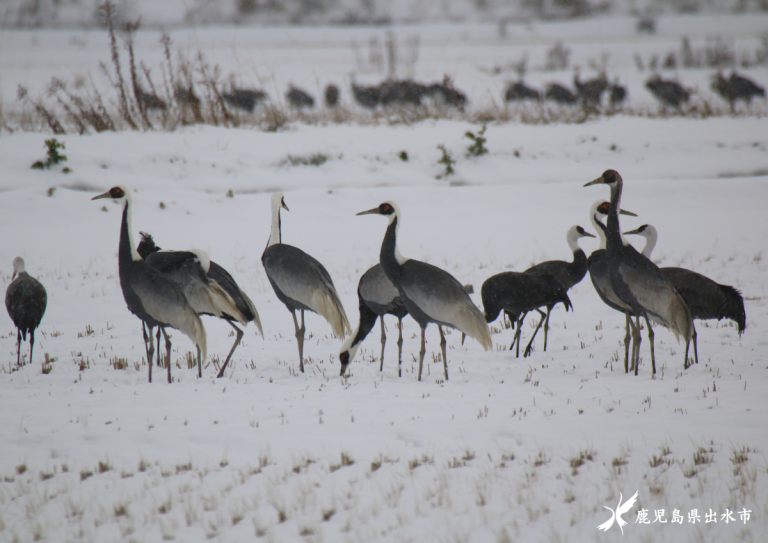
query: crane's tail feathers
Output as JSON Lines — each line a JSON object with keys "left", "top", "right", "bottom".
{"left": 312, "top": 289, "right": 351, "bottom": 338}
{"left": 207, "top": 281, "right": 248, "bottom": 326}
{"left": 181, "top": 313, "right": 207, "bottom": 361}
{"left": 240, "top": 289, "right": 264, "bottom": 337}
{"left": 460, "top": 305, "right": 493, "bottom": 351}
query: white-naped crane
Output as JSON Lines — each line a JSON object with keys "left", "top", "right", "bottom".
{"left": 357, "top": 201, "right": 491, "bottom": 381}
{"left": 5, "top": 257, "right": 47, "bottom": 367}
{"left": 588, "top": 200, "right": 643, "bottom": 373}
{"left": 585, "top": 170, "right": 693, "bottom": 374}
{"left": 137, "top": 233, "right": 261, "bottom": 378}
{"left": 92, "top": 186, "right": 206, "bottom": 384}
{"left": 624, "top": 223, "right": 746, "bottom": 366}
{"left": 262, "top": 192, "right": 350, "bottom": 373}
{"left": 482, "top": 272, "right": 572, "bottom": 358}
{"left": 523, "top": 225, "right": 596, "bottom": 352}
{"left": 339, "top": 263, "right": 407, "bottom": 377}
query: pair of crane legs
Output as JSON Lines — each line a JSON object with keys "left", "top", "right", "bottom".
{"left": 13, "top": 330, "right": 36, "bottom": 367}
{"left": 140, "top": 320, "right": 246, "bottom": 383}
{"left": 620, "top": 314, "right": 695, "bottom": 375}
{"left": 505, "top": 307, "right": 553, "bottom": 359}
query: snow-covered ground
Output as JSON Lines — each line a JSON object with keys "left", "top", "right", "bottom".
{"left": 1, "top": 13, "right": 768, "bottom": 543}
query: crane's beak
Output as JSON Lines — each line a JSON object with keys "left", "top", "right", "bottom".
{"left": 619, "top": 208, "right": 637, "bottom": 217}
{"left": 91, "top": 191, "right": 111, "bottom": 200}
{"left": 622, "top": 227, "right": 644, "bottom": 235}
{"left": 356, "top": 207, "right": 381, "bottom": 216}
{"left": 281, "top": 199, "right": 289, "bottom": 211}
{"left": 583, "top": 177, "right": 604, "bottom": 187}
{"left": 582, "top": 231, "right": 597, "bottom": 238}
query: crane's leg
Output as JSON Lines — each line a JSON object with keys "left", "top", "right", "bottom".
{"left": 542, "top": 306, "right": 552, "bottom": 352}
{"left": 197, "top": 346, "right": 202, "bottom": 378}
{"left": 160, "top": 327, "right": 172, "bottom": 384}
{"left": 379, "top": 317, "right": 386, "bottom": 372}
{"left": 627, "top": 315, "right": 641, "bottom": 376}
{"left": 417, "top": 327, "right": 426, "bottom": 381}
{"left": 29, "top": 330, "right": 35, "bottom": 366}
{"left": 643, "top": 315, "right": 656, "bottom": 375}
{"left": 524, "top": 309, "right": 547, "bottom": 358}
{"left": 292, "top": 310, "right": 305, "bottom": 373}
{"left": 439, "top": 325, "right": 448, "bottom": 381}
{"left": 461, "top": 333, "right": 465, "bottom": 346}
{"left": 156, "top": 328, "right": 162, "bottom": 368}
{"left": 16, "top": 330, "right": 22, "bottom": 366}
{"left": 142, "top": 323, "right": 154, "bottom": 383}
{"left": 217, "top": 321, "right": 244, "bottom": 378}
{"left": 397, "top": 317, "right": 403, "bottom": 378}
{"left": 623, "top": 314, "right": 631, "bottom": 374}
{"left": 691, "top": 323, "right": 699, "bottom": 365}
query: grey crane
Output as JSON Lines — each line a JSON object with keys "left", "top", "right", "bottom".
{"left": 585, "top": 170, "right": 693, "bottom": 374}
{"left": 587, "top": 200, "right": 641, "bottom": 373}
{"left": 262, "top": 192, "right": 350, "bottom": 373}
{"left": 92, "top": 186, "right": 206, "bottom": 384}
{"left": 357, "top": 201, "right": 491, "bottom": 381}
{"left": 5, "top": 257, "right": 47, "bottom": 367}
{"left": 339, "top": 264, "right": 407, "bottom": 377}
{"left": 624, "top": 223, "right": 746, "bottom": 366}
{"left": 481, "top": 271, "right": 572, "bottom": 358}
{"left": 522, "top": 225, "right": 596, "bottom": 352}
{"left": 137, "top": 233, "right": 262, "bottom": 378}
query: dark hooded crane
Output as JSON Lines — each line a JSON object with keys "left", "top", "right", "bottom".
{"left": 585, "top": 170, "right": 693, "bottom": 374}
{"left": 522, "top": 225, "right": 596, "bottom": 353}
{"left": 624, "top": 223, "right": 746, "bottom": 366}
{"left": 357, "top": 201, "right": 492, "bottom": 381}
{"left": 339, "top": 264, "right": 407, "bottom": 377}
{"left": 5, "top": 257, "right": 47, "bottom": 367}
{"left": 262, "top": 192, "right": 350, "bottom": 373}
{"left": 137, "top": 233, "right": 262, "bottom": 379}
{"left": 482, "top": 272, "right": 571, "bottom": 358}
{"left": 92, "top": 186, "right": 206, "bottom": 384}
{"left": 587, "top": 200, "right": 642, "bottom": 373}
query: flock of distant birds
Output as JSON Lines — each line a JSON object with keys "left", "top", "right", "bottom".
{"left": 130, "top": 70, "right": 767, "bottom": 115}
{"left": 6, "top": 173, "right": 746, "bottom": 383}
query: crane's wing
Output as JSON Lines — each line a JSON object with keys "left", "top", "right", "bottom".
{"left": 359, "top": 264, "right": 400, "bottom": 307}
{"left": 130, "top": 271, "right": 207, "bottom": 360}
{"left": 618, "top": 258, "right": 692, "bottom": 342}
{"left": 400, "top": 260, "right": 491, "bottom": 350}
{"left": 207, "top": 261, "right": 262, "bottom": 336}
{"left": 596, "top": 508, "right": 615, "bottom": 532}
{"left": 263, "top": 245, "right": 350, "bottom": 337}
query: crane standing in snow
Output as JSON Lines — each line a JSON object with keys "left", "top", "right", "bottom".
{"left": 5, "top": 257, "right": 47, "bottom": 367}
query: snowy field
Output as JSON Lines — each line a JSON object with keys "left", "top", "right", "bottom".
{"left": 2, "top": 14, "right": 768, "bottom": 543}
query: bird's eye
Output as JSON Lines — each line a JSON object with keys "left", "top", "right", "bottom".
{"left": 603, "top": 171, "right": 615, "bottom": 182}
{"left": 111, "top": 187, "right": 125, "bottom": 198}
{"left": 380, "top": 203, "right": 393, "bottom": 215}
{"left": 598, "top": 202, "right": 610, "bottom": 213}
{"left": 576, "top": 226, "right": 585, "bottom": 234}
{"left": 340, "top": 352, "right": 348, "bottom": 364}
{"left": 639, "top": 225, "right": 647, "bottom": 232}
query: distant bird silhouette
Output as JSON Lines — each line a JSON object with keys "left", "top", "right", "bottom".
{"left": 597, "top": 491, "right": 639, "bottom": 535}
{"left": 544, "top": 83, "right": 578, "bottom": 105}
{"left": 358, "top": 201, "right": 491, "bottom": 380}
{"left": 137, "top": 233, "right": 262, "bottom": 378}
{"left": 482, "top": 272, "right": 572, "bottom": 358}
{"left": 523, "top": 225, "right": 595, "bottom": 352}
{"left": 92, "top": 186, "right": 206, "bottom": 384}
{"left": 339, "top": 264, "right": 407, "bottom": 377}
{"left": 428, "top": 76, "right": 467, "bottom": 109}
{"left": 645, "top": 75, "right": 690, "bottom": 111}
{"left": 262, "top": 193, "right": 350, "bottom": 373}
{"left": 286, "top": 86, "right": 315, "bottom": 109}
{"left": 587, "top": 200, "right": 640, "bottom": 373}
{"left": 223, "top": 87, "right": 267, "bottom": 113}
{"left": 625, "top": 223, "right": 746, "bottom": 366}
{"left": 574, "top": 71, "right": 608, "bottom": 106}
{"left": 5, "top": 257, "right": 47, "bottom": 367}
{"left": 351, "top": 81, "right": 380, "bottom": 109}
{"left": 505, "top": 81, "right": 541, "bottom": 102}
{"left": 609, "top": 80, "right": 627, "bottom": 108}
{"left": 137, "top": 88, "right": 167, "bottom": 111}
{"left": 585, "top": 170, "right": 693, "bottom": 374}
{"left": 324, "top": 84, "right": 340, "bottom": 107}
{"left": 711, "top": 72, "right": 765, "bottom": 112}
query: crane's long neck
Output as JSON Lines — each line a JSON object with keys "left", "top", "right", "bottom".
{"left": 119, "top": 199, "right": 141, "bottom": 265}
{"left": 605, "top": 179, "right": 625, "bottom": 253}
{"left": 639, "top": 228, "right": 657, "bottom": 259}
{"left": 267, "top": 204, "right": 281, "bottom": 248}
{"left": 591, "top": 212, "right": 608, "bottom": 250}
{"left": 379, "top": 215, "right": 407, "bottom": 282}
